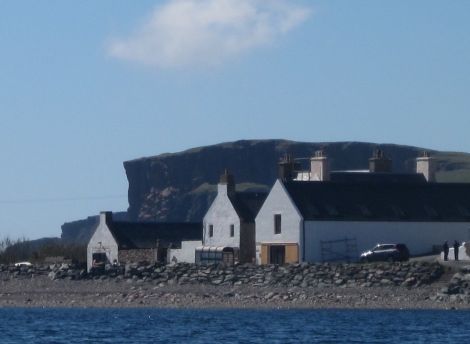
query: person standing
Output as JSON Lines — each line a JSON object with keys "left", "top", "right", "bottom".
{"left": 454, "top": 240, "right": 460, "bottom": 261}
{"left": 443, "top": 241, "right": 449, "bottom": 261}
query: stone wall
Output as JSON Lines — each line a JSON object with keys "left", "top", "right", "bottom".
{"left": 0, "top": 261, "right": 445, "bottom": 290}
{"left": 433, "top": 265, "right": 470, "bottom": 303}
{"left": 118, "top": 249, "right": 156, "bottom": 264}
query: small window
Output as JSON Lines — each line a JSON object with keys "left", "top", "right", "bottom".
{"left": 357, "top": 204, "right": 372, "bottom": 217}
{"left": 424, "top": 205, "right": 439, "bottom": 218}
{"left": 390, "top": 205, "right": 406, "bottom": 218}
{"left": 457, "top": 205, "right": 470, "bottom": 217}
{"left": 230, "top": 224, "right": 234, "bottom": 237}
{"left": 325, "top": 204, "right": 339, "bottom": 217}
{"left": 209, "top": 225, "right": 213, "bottom": 237}
{"left": 274, "top": 214, "right": 281, "bottom": 234}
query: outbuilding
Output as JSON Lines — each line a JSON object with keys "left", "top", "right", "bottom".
{"left": 87, "top": 212, "right": 202, "bottom": 271}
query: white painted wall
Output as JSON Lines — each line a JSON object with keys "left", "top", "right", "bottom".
{"left": 87, "top": 213, "right": 119, "bottom": 272}
{"left": 304, "top": 221, "right": 470, "bottom": 262}
{"left": 168, "top": 240, "right": 202, "bottom": 264}
{"left": 255, "top": 180, "right": 303, "bottom": 263}
{"left": 203, "top": 184, "right": 241, "bottom": 248}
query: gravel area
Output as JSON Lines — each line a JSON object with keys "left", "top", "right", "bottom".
{"left": 0, "top": 273, "right": 466, "bottom": 309}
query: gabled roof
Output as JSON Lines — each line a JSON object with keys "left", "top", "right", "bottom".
{"left": 107, "top": 221, "right": 202, "bottom": 249}
{"left": 230, "top": 192, "right": 268, "bottom": 222}
{"left": 283, "top": 180, "right": 470, "bottom": 222}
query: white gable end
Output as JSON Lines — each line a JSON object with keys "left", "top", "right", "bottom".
{"left": 255, "top": 180, "right": 303, "bottom": 263}
{"left": 87, "top": 213, "right": 119, "bottom": 272}
{"left": 203, "top": 192, "right": 241, "bottom": 247}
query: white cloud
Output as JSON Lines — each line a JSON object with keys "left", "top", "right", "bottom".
{"left": 108, "top": 0, "right": 311, "bottom": 68}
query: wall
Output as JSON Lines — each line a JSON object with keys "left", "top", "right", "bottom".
{"left": 168, "top": 240, "right": 202, "bottom": 263}
{"left": 304, "top": 221, "right": 470, "bottom": 262}
{"left": 118, "top": 249, "right": 155, "bottom": 264}
{"left": 86, "top": 215, "right": 118, "bottom": 272}
{"left": 255, "top": 180, "right": 302, "bottom": 264}
{"left": 203, "top": 185, "right": 241, "bottom": 249}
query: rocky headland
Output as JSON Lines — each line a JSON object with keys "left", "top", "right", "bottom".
{"left": 0, "top": 261, "right": 468, "bottom": 309}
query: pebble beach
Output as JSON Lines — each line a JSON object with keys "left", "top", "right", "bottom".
{"left": 1, "top": 260, "right": 469, "bottom": 309}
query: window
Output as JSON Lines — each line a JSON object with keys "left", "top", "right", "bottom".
{"left": 357, "top": 204, "right": 372, "bottom": 217}
{"left": 209, "top": 224, "right": 213, "bottom": 237}
{"left": 390, "top": 205, "right": 406, "bottom": 218}
{"left": 274, "top": 214, "right": 281, "bottom": 234}
{"left": 424, "top": 205, "right": 439, "bottom": 218}
{"left": 325, "top": 204, "right": 339, "bottom": 217}
{"left": 230, "top": 224, "right": 234, "bottom": 237}
{"left": 457, "top": 205, "right": 470, "bottom": 217}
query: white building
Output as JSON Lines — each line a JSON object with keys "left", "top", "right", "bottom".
{"left": 199, "top": 170, "right": 267, "bottom": 264}
{"left": 87, "top": 212, "right": 201, "bottom": 271}
{"left": 255, "top": 151, "right": 470, "bottom": 264}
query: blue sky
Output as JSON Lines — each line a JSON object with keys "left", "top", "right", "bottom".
{"left": 0, "top": 0, "right": 469, "bottom": 239}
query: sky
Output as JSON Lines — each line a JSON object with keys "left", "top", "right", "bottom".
{"left": 0, "top": 0, "right": 469, "bottom": 240}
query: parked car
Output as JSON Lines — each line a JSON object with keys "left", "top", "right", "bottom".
{"left": 360, "top": 243, "right": 410, "bottom": 262}
{"left": 14, "top": 261, "right": 32, "bottom": 267}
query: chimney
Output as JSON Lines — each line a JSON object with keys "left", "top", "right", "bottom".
{"left": 310, "top": 150, "right": 329, "bottom": 181}
{"left": 416, "top": 151, "right": 436, "bottom": 182}
{"left": 369, "top": 149, "right": 392, "bottom": 173}
{"left": 99, "top": 211, "right": 113, "bottom": 226}
{"left": 278, "top": 154, "right": 300, "bottom": 181}
{"left": 218, "top": 169, "right": 235, "bottom": 197}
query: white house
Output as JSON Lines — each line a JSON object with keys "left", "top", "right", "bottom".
{"left": 87, "top": 212, "right": 202, "bottom": 271}
{"left": 199, "top": 170, "right": 267, "bottom": 264}
{"left": 255, "top": 151, "right": 470, "bottom": 264}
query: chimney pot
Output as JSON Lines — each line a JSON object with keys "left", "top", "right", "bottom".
{"left": 369, "top": 148, "right": 392, "bottom": 173}
{"left": 218, "top": 169, "right": 235, "bottom": 196}
{"left": 416, "top": 152, "right": 436, "bottom": 182}
{"left": 310, "top": 150, "right": 329, "bottom": 181}
{"left": 278, "top": 154, "right": 300, "bottom": 181}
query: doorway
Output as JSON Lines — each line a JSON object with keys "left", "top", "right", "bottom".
{"left": 157, "top": 248, "right": 168, "bottom": 264}
{"left": 270, "top": 245, "right": 285, "bottom": 265}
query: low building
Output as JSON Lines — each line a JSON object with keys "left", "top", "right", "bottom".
{"left": 87, "top": 212, "right": 201, "bottom": 271}
{"left": 200, "top": 170, "right": 267, "bottom": 264}
{"left": 256, "top": 151, "right": 470, "bottom": 264}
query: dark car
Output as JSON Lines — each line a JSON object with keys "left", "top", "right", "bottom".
{"left": 360, "top": 243, "right": 410, "bottom": 262}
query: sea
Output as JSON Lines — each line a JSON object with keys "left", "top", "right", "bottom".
{"left": 0, "top": 308, "right": 469, "bottom": 343}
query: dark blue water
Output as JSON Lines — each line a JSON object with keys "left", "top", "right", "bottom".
{"left": 0, "top": 308, "right": 469, "bottom": 343}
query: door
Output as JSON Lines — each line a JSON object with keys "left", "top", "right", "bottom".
{"left": 157, "top": 248, "right": 168, "bottom": 264}
{"left": 223, "top": 251, "right": 234, "bottom": 265}
{"left": 270, "top": 245, "right": 285, "bottom": 265}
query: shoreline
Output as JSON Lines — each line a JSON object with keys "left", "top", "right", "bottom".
{"left": 2, "top": 260, "right": 470, "bottom": 310}
{"left": 1, "top": 275, "right": 468, "bottom": 310}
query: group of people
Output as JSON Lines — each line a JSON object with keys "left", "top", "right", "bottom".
{"left": 443, "top": 240, "right": 460, "bottom": 261}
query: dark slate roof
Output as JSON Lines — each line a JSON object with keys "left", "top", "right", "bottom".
{"left": 108, "top": 221, "right": 202, "bottom": 249}
{"left": 330, "top": 172, "right": 427, "bottom": 184}
{"left": 231, "top": 192, "right": 268, "bottom": 222}
{"left": 283, "top": 180, "right": 470, "bottom": 222}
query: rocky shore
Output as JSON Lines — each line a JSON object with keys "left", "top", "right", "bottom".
{"left": 0, "top": 261, "right": 467, "bottom": 309}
